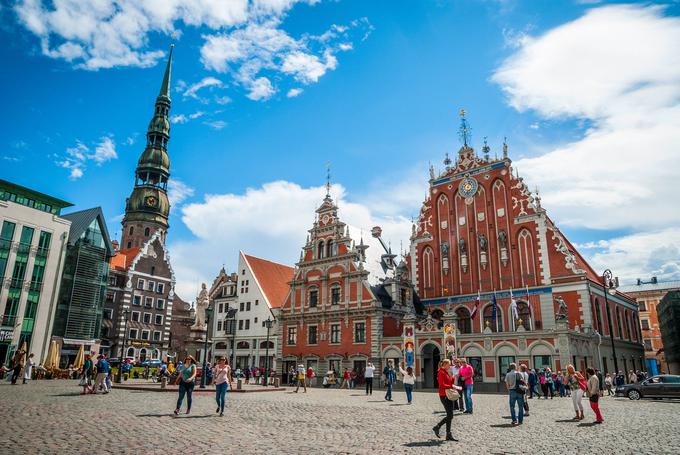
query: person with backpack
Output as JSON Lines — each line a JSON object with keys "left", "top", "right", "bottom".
{"left": 566, "top": 364, "right": 585, "bottom": 420}
{"left": 586, "top": 367, "right": 604, "bottom": 424}
{"left": 505, "top": 363, "right": 526, "bottom": 426}
{"left": 519, "top": 364, "right": 530, "bottom": 417}
{"left": 294, "top": 364, "right": 306, "bottom": 393}
{"left": 94, "top": 355, "right": 110, "bottom": 394}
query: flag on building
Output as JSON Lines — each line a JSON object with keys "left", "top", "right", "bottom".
{"left": 525, "top": 286, "right": 532, "bottom": 313}
{"left": 470, "top": 291, "right": 481, "bottom": 319}
{"left": 510, "top": 289, "right": 519, "bottom": 320}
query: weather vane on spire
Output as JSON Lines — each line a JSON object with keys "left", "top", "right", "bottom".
{"left": 458, "top": 109, "right": 471, "bottom": 146}
{"left": 325, "top": 162, "right": 331, "bottom": 198}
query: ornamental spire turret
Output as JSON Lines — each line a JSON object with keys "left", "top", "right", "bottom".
{"left": 121, "top": 45, "right": 174, "bottom": 250}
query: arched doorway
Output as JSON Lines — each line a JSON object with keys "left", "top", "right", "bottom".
{"left": 421, "top": 343, "right": 441, "bottom": 388}
{"left": 139, "top": 348, "right": 147, "bottom": 362}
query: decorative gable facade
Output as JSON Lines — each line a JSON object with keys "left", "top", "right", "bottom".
{"left": 405, "top": 118, "right": 644, "bottom": 389}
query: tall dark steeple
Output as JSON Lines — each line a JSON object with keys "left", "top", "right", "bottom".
{"left": 121, "top": 45, "right": 173, "bottom": 249}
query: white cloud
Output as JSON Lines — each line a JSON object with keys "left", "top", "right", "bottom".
{"left": 56, "top": 136, "right": 118, "bottom": 179}
{"left": 169, "top": 180, "right": 412, "bottom": 301}
{"left": 281, "top": 50, "right": 336, "bottom": 83}
{"left": 286, "top": 88, "right": 303, "bottom": 97}
{"left": 215, "top": 95, "right": 232, "bottom": 105}
{"left": 204, "top": 120, "right": 227, "bottom": 130}
{"left": 583, "top": 228, "right": 680, "bottom": 284}
{"left": 168, "top": 179, "right": 195, "bottom": 206}
{"left": 246, "top": 76, "right": 275, "bottom": 100}
{"left": 170, "top": 114, "right": 188, "bottom": 124}
{"left": 492, "top": 4, "right": 680, "bottom": 280}
{"left": 183, "top": 77, "right": 223, "bottom": 99}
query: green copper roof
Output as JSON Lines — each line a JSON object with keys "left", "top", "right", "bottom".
{"left": 0, "top": 179, "right": 73, "bottom": 215}
{"left": 159, "top": 44, "right": 173, "bottom": 99}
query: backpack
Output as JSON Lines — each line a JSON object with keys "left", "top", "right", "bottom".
{"left": 514, "top": 372, "right": 527, "bottom": 394}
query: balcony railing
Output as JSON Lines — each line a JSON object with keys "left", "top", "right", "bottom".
{"left": 16, "top": 243, "right": 31, "bottom": 255}
{"left": 0, "top": 238, "right": 11, "bottom": 251}
{"left": 21, "top": 317, "right": 34, "bottom": 333}
{"left": 8, "top": 278, "right": 24, "bottom": 289}
{"left": 1, "top": 314, "right": 17, "bottom": 327}
{"left": 35, "top": 246, "right": 49, "bottom": 258}
{"left": 28, "top": 281, "right": 43, "bottom": 292}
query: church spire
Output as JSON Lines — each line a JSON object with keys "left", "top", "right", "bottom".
{"left": 121, "top": 45, "right": 174, "bottom": 250}
{"left": 159, "top": 44, "right": 173, "bottom": 99}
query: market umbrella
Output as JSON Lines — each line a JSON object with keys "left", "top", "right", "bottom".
{"left": 50, "top": 341, "right": 60, "bottom": 369}
{"left": 44, "top": 341, "right": 55, "bottom": 369}
{"left": 73, "top": 344, "right": 85, "bottom": 370}
{"left": 19, "top": 341, "right": 27, "bottom": 366}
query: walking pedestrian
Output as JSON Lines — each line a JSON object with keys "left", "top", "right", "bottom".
{"left": 10, "top": 349, "right": 24, "bottom": 385}
{"left": 80, "top": 354, "right": 94, "bottom": 394}
{"left": 586, "top": 367, "right": 604, "bottom": 424}
{"left": 433, "top": 359, "right": 461, "bottom": 442}
{"left": 519, "top": 364, "right": 530, "bottom": 416}
{"left": 459, "top": 358, "right": 474, "bottom": 414}
{"left": 94, "top": 355, "right": 110, "bottom": 394}
{"left": 544, "top": 368, "right": 555, "bottom": 399}
{"left": 364, "top": 362, "right": 375, "bottom": 395}
{"left": 399, "top": 362, "right": 415, "bottom": 404}
{"left": 566, "top": 364, "right": 585, "bottom": 420}
{"left": 628, "top": 370, "right": 637, "bottom": 384}
{"left": 294, "top": 364, "right": 306, "bottom": 393}
{"left": 350, "top": 368, "right": 357, "bottom": 389}
{"left": 306, "top": 365, "right": 315, "bottom": 387}
{"left": 341, "top": 368, "right": 350, "bottom": 389}
{"left": 604, "top": 373, "right": 613, "bottom": 396}
{"left": 505, "top": 363, "right": 526, "bottom": 426}
{"left": 174, "top": 356, "right": 197, "bottom": 416}
{"left": 22, "top": 353, "right": 35, "bottom": 384}
{"left": 528, "top": 369, "right": 537, "bottom": 399}
{"left": 213, "top": 357, "right": 231, "bottom": 417}
{"left": 383, "top": 360, "right": 396, "bottom": 401}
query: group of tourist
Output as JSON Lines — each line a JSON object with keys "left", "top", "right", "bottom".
{"left": 232, "top": 365, "right": 274, "bottom": 385}
{"left": 78, "top": 354, "right": 112, "bottom": 395}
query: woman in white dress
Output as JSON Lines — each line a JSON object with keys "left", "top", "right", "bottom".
{"left": 23, "top": 353, "right": 35, "bottom": 384}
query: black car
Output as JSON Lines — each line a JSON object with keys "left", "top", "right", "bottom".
{"left": 615, "top": 375, "right": 680, "bottom": 400}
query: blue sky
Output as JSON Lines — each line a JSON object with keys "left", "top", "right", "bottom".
{"left": 1, "top": 0, "right": 679, "bottom": 299}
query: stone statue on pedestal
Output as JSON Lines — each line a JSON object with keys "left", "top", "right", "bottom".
{"left": 192, "top": 283, "right": 209, "bottom": 329}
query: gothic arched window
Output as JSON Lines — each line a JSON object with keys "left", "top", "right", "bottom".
{"left": 516, "top": 301, "right": 532, "bottom": 330}
{"left": 144, "top": 227, "right": 150, "bottom": 236}
{"left": 129, "top": 226, "right": 134, "bottom": 236}
{"left": 455, "top": 307, "right": 472, "bottom": 334}
{"left": 327, "top": 240, "right": 334, "bottom": 257}
{"left": 317, "top": 241, "right": 325, "bottom": 259}
{"left": 483, "top": 304, "right": 503, "bottom": 332}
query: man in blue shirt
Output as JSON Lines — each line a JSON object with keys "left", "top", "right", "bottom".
{"left": 95, "top": 355, "right": 111, "bottom": 394}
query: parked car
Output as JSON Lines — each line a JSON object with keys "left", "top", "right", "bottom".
{"left": 139, "top": 360, "right": 162, "bottom": 368}
{"left": 616, "top": 375, "right": 680, "bottom": 400}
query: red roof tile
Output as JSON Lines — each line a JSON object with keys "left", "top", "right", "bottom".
{"left": 243, "top": 253, "right": 294, "bottom": 309}
{"left": 110, "top": 247, "right": 141, "bottom": 271}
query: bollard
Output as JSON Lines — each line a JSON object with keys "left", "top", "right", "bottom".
{"left": 274, "top": 378, "right": 280, "bottom": 388}
{"left": 237, "top": 379, "right": 243, "bottom": 390}
{"left": 161, "top": 377, "right": 167, "bottom": 389}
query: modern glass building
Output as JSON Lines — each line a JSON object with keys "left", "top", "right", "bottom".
{"left": 52, "top": 207, "right": 113, "bottom": 367}
{"left": 0, "top": 179, "right": 72, "bottom": 366}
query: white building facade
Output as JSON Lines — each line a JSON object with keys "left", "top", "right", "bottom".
{"left": 0, "top": 180, "right": 72, "bottom": 365}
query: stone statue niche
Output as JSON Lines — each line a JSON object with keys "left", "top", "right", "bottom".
{"left": 192, "top": 283, "right": 209, "bottom": 330}
{"left": 554, "top": 295, "right": 569, "bottom": 322}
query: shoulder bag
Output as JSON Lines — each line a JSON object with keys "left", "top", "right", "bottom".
{"left": 445, "top": 388, "right": 460, "bottom": 401}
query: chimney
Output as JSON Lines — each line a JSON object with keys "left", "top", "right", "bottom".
{"left": 111, "top": 239, "right": 119, "bottom": 252}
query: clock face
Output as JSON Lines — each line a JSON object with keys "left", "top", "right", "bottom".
{"left": 322, "top": 214, "right": 330, "bottom": 224}
{"left": 146, "top": 196, "right": 157, "bottom": 207}
{"left": 458, "top": 175, "right": 478, "bottom": 198}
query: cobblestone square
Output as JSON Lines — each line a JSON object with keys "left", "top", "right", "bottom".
{"left": 1, "top": 381, "right": 678, "bottom": 454}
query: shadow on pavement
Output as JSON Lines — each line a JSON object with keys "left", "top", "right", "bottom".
{"left": 577, "top": 422, "right": 599, "bottom": 427}
{"left": 49, "top": 393, "right": 83, "bottom": 397}
{"left": 490, "top": 423, "right": 515, "bottom": 428}
{"left": 403, "top": 440, "right": 445, "bottom": 447}
{"left": 555, "top": 419, "right": 578, "bottom": 423}
{"left": 389, "top": 403, "right": 409, "bottom": 406}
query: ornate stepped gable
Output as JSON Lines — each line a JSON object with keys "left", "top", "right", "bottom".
{"left": 409, "top": 113, "right": 604, "bottom": 334}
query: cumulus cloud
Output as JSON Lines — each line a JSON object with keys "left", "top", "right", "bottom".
{"left": 56, "top": 136, "right": 118, "bottom": 180}
{"left": 168, "top": 179, "right": 195, "bottom": 206}
{"left": 14, "top": 1, "right": 370, "bottom": 101}
{"left": 286, "top": 88, "right": 303, "bottom": 97}
{"left": 492, "top": 4, "right": 680, "bottom": 279}
{"left": 169, "top": 181, "right": 411, "bottom": 301}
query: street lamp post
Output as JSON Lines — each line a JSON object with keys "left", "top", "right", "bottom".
{"left": 594, "top": 331, "right": 602, "bottom": 372}
{"left": 263, "top": 317, "right": 274, "bottom": 387}
{"left": 602, "top": 269, "right": 620, "bottom": 373}
{"left": 116, "top": 309, "right": 130, "bottom": 384}
{"left": 200, "top": 306, "right": 214, "bottom": 389}
{"left": 226, "top": 308, "right": 237, "bottom": 367}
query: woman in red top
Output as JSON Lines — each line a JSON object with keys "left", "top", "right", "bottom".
{"left": 434, "top": 359, "right": 462, "bottom": 442}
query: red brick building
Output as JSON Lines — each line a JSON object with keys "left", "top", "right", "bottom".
{"left": 402, "top": 127, "right": 644, "bottom": 389}
{"left": 277, "top": 190, "right": 413, "bottom": 381}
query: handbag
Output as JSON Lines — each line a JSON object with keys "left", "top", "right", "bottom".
{"left": 445, "top": 388, "right": 460, "bottom": 401}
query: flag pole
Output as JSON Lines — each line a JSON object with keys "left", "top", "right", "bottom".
{"left": 525, "top": 285, "right": 532, "bottom": 330}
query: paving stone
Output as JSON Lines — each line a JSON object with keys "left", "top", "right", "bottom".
{"left": 0, "top": 381, "right": 678, "bottom": 454}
